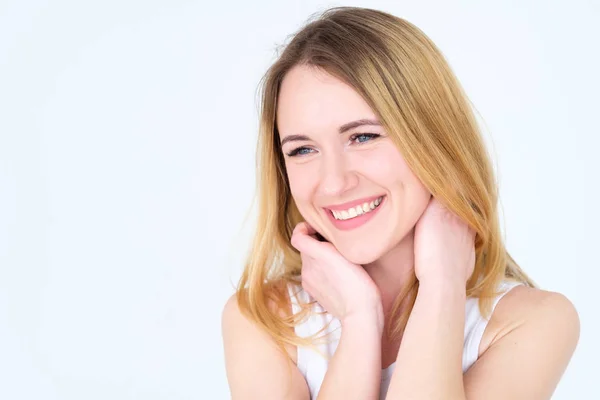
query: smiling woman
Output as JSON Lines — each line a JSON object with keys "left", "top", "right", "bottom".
{"left": 221, "top": 6, "right": 579, "bottom": 400}
{"left": 276, "top": 65, "right": 432, "bottom": 265}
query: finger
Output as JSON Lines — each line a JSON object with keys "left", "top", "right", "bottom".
{"left": 293, "top": 221, "right": 317, "bottom": 237}
{"left": 294, "top": 222, "right": 330, "bottom": 243}
{"left": 292, "top": 225, "right": 334, "bottom": 258}
{"left": 291, "top": 222, "right": 319, "bottom": 248}
{"left": 291, "top": 226, "right": 319, "bottom": 254}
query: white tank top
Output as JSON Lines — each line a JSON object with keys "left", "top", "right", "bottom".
{"left": 287, "top": 280, "right": 522, "bottom": 400}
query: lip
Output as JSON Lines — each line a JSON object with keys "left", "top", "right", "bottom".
{"left": 323, "top": 194, "right": 385, "bottom": 211}
{"left": 324, "top": 195, "right": 386, "bottom": 231}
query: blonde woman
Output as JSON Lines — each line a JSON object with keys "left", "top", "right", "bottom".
{"left": 222, "top": 7, "right": 579, "bottom": 400}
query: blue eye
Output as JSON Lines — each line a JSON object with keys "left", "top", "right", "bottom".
{"left": 351, "top": 133, "right": 380, "bottom": 143}
{"left": 285, "top": 133, "right": 380, "bottom": 157}
{"left": 286, "top": 147, "right": 314, "bottom": 157}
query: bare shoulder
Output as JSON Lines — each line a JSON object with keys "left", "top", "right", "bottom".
{"left": 481, "top": 285, "right": 580, "bottom": 355}
{"left": 467, "top": 284, "right": 580, "bottom": 399}
{"left": 221, "top": 283, "right": 308, "bottom": 400}
{"left": 221, "top": 285, "right": 299, "bottom": 362}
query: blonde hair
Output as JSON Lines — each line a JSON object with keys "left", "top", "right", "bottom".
{"left": 235, "top": 6, "right": 535, "bottom": 357}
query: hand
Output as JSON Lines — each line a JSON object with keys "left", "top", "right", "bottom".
{"left": 413, "top": 197, "right": 476, "bottom": 285}
{"left": 291, "top": 222, "right": 384, "bottom": 330}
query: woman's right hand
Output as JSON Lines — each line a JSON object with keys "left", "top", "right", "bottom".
{"left": 291, "top": 222, "right": 384, "bottom": 332}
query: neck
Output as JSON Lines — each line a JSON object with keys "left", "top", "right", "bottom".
{"left": 363, "top": 228, "right": 416, "bottom": 317}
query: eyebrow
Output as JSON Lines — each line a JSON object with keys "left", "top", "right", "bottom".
{"left": 280, "top": 118, "right": 381, "bottom": 147}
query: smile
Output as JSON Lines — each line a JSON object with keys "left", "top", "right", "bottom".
{"left": 323, "top": 195, "right": 386, "bottom": 231}
{"left": 329, "top": 196, "right": 384, "bottom": 220}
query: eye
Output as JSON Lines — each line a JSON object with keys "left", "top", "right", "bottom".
{"left": 350, "top": 133, "right": 380, "bottom": 144}
{"left": 286, "top": 146, "right": 315, "bottom": 157}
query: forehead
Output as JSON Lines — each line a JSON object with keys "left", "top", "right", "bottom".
{"left": 276, "top": 65, "right": 376, "bottom": 137}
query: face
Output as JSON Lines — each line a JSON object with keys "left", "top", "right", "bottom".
{"left": 276, "top": 64, "right": 431, "bottom": 265}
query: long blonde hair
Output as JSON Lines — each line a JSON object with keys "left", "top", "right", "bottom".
{"left": 235, "top": 6, "right": 535, "bottom": 356}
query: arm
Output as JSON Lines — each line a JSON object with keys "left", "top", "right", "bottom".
{"left": 316, "top": 312, "right": 383, "bottom": 400}
{"left": 385, "top": 277, "right": 467, "bottom": 400}
{"left": 221, "top": 295, "right": 309, "bottom": 400}
{"left": 385, "top": 282, "right": 580, "bottom": 400}
{"left": 386, "top": 199, "right": 579, "bottom": 399}
{"left": 383, "top": 196, "right": 474, "bottom": 399}
{"left": 289, "top": 222, "right": 387, "bottom": 399}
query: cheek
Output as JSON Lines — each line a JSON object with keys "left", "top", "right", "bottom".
{"left": 286, "top": 163, "right": 317, "bottom": 203}
{"left": 362, "top": 145, "right": 430, "bottom": 222}
{"left": 389, "top": 157, "right": 431, "bottom": 228}
{"left": 355, "top": 145, "right": 411, "bottom": 186}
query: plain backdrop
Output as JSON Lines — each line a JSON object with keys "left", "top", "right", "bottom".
{"left": 1, "top": 0, "right": 598, "bottom": 398}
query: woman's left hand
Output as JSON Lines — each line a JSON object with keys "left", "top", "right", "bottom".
{"left": 413, "top": 196, "right": 476, "bottom": 285}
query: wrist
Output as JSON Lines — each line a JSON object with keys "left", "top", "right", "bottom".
{"left": 342, "top": 306, "right": 384, "bottom": 336}
{"left": 418, "top": 271, "right": 467, "bottom": 289}
{"left": 417, "top": 277, "right": 467, "bottom": 301}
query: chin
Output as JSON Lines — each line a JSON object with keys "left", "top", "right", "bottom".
{"left": 335, "top": 240, "right": 389, "bottom": 265}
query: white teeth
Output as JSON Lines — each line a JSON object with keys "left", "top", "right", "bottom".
{"left": 331, "top": 196, "right": 384, "bottom": 221}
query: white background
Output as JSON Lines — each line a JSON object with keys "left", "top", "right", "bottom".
{"left": 1, "top": 0, "right": 598, "bottom": 398}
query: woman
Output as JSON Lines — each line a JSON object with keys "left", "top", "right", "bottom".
{"left": 222, "top": 6, "right": 579, "bottom": 400}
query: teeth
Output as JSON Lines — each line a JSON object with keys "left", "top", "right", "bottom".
{"left": 331, "top": 196, "right": 384, "bottom": 221}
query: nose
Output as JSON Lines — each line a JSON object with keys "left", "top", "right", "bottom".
{"left": 317, "top": 152, "right": 357, "bottom": 197}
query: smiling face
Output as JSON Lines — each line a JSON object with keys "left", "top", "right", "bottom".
{"left": 276, "top": 64, "right": 431, "bottom": 265}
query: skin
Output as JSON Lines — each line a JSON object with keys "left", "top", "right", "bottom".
{"left": 222, "top": 64, "right": 580, "bottom": 399}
